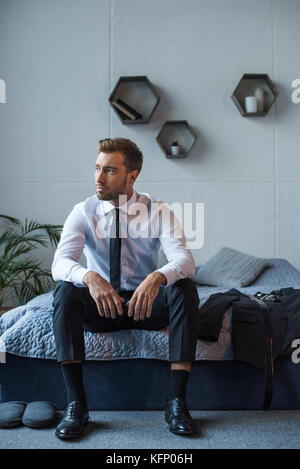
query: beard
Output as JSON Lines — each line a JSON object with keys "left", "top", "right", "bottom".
{"left": 96, "top": 177, "right": 128, "bottom": 203}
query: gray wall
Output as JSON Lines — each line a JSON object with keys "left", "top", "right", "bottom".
{"left": 1, "top": 0, "right": 300, "bottom": 270}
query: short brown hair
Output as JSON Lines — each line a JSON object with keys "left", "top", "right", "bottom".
{"left": 97, "top": 137, "right": 143, "bottom": 173}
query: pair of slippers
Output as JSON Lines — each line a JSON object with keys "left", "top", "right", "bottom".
{"left": 0, "top": 401, "right": 58, "bottom": 429}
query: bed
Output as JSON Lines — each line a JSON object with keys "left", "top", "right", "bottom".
{"left": 1, "top": 258, "right": 300, "bottom": 410}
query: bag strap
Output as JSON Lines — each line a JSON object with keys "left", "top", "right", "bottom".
{"left": 255, "top": 298, "right": 274, "bottom": 410}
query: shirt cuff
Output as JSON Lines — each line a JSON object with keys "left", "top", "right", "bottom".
{"left": 155, "top": 265, "right": 177, "bottom": 286}
{"left": 71, "top": 267, "right": 91, "bottom": 286}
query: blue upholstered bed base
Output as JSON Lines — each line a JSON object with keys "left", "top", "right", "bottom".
{"left": 1, "top": 354, "right": 300, "bottom": 411}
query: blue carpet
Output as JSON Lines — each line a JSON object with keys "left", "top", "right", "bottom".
{"left": 0, "top": 410, "right": 300, "bottom": 449}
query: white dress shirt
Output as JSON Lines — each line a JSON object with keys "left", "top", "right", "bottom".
{"left": 51, "top": 190, "right": 196, "bottom": 289}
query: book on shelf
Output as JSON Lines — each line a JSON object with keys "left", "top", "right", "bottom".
{"left": 117, "top": 98, "right": 143, "bottom": 119}
{"left": 114, "top": 107, "right": 131, "bottom": 121}
{"left": 112, "top": 98, "right": 143, "bottom": 120}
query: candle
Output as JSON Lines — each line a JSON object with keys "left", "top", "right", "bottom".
{"left": 245, "top": 96, "right": 257, "bottom": 113}
{"left": 254, "top": 88, "right": 264, "bottom": 112}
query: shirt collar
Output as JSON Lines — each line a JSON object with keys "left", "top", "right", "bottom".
{"left": 102, "top": 189, "right": 137, "bottom": 215}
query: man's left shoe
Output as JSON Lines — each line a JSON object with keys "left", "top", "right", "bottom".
{"left": 55, "top": 401, "right": 90, "bottom": 440}
{"left": 165, "top": 397, "right": 197, "bottom": 435}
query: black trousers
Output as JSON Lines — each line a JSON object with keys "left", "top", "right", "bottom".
{"left": 52, "top": 278, "right": 200, "bottom": 363}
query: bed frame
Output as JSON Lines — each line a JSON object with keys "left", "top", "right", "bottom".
{"left": 1, "top": 354, "right": 300, "bottom": 410}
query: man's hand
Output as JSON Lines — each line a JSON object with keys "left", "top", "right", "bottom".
{"left": 127, "top": 272, "right": 167, "bottom": 321}
{"left": 83, "top": 271, "right": 124, "bottom": 319}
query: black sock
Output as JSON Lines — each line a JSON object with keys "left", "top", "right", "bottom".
{"left": 61, "top": 363, "right": 87, "bottom": 407}
{"left": 167, "top": 370, "right": 190, "bottom": 401}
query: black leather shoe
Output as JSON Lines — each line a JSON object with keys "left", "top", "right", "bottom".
{"left": 55, "top": 401, "right": 90, "bottom": 440}
{"left": 165, "top": 397, "right": 197, "bottom": 435}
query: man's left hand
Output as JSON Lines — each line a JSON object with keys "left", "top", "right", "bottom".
{"left": 127, "top": 272, "right": 167, "bottom": 321}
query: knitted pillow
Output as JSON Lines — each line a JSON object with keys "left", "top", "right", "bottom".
{"left": 193, "top": 247, "right": 271, "bottom": 287}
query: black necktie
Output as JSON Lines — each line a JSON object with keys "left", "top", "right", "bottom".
{"left": 109, "top": 208, "right": 121, "bottom": 292}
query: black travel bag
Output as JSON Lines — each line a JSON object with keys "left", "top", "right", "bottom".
{"left": 231, "top": 288, "right": 295, "bottom": 410}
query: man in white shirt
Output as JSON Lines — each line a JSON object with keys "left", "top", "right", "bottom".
{"left": 52, "top": 138, "right": 199, "bottom": 440}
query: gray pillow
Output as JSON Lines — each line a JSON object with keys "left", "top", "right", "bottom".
{"left": 193, "top": 247, "right": 271, "bottom": 287}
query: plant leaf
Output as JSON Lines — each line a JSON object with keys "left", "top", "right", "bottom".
{"left": 0, "top": 215, "right": 62, "bottom": 306}
{"left": 0, "top": 214, "right": 22, "bottom": 226}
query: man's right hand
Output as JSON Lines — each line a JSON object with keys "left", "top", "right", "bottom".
{"left": 82, "top": 271, "right": 124, "bottom": 319}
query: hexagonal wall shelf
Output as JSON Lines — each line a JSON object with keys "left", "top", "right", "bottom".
{"left": 232, "top": 74, "right": 278, "bottom": 117}
{"left": 109, "top": 76, "right": 160, "bottom": 125}
{"left": 156, "top": 120, "right": 197, "bottom": 158}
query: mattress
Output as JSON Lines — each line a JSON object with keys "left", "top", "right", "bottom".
{"left": 1, "top": 258, "right": 300, "bottom": 362}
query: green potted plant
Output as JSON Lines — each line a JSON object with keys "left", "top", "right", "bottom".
{"left": 0, "top": 214, "right": 62, "bottom": 311}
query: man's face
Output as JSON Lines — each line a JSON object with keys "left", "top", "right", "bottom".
{"left": 95, "top": 151, "right": 137, "bottom": 203}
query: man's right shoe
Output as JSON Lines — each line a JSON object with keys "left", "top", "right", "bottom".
{"left": 55, "top": 401, "right": 90, "bottom": 440}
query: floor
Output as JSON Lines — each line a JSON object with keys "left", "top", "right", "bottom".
{"left": 1, "top": 410, "right": 300, "bottom": 449}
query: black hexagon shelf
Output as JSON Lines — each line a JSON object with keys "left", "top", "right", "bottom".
{"left": 109, "top": 76, "right": 160, "bottom": 125}
{"left": 156, "top": 120, "right": 197, "bottom": 158}
{"left": 232, "top": 74, "right": 278, "bottom": 117}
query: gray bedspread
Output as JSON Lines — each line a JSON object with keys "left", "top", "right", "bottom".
{"left": 1, "top": 258, "right": 300, "bottom": 362}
